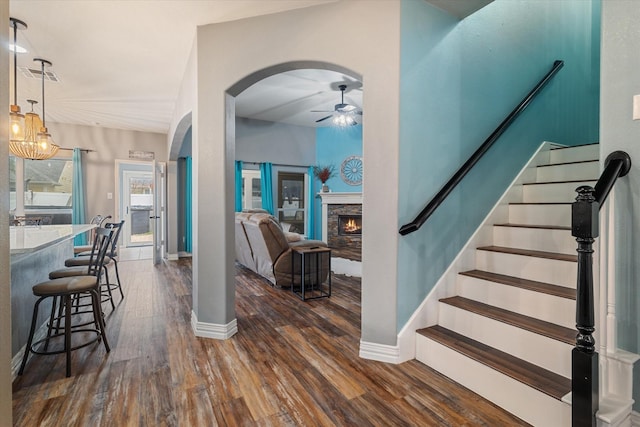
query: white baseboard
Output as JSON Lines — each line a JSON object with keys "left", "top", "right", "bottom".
{"left": 630, "top": 410, "right": 640, "bottom": 427}
{"left": 166, "top": 252, "right": 179, "bottom": 261}
{"left": 190, "top": 310, "right": 237, "bottom": 339}
{"left": 359, "top": 340, "right": 401, "bottom": 364}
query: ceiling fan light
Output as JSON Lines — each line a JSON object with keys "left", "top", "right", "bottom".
{"left": 333, "top": 113, "right": 355, "bottom": 127}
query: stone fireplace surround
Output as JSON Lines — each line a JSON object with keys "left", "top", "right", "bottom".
{"left": 319, "top": 192, "right": 362, "bottom": 276}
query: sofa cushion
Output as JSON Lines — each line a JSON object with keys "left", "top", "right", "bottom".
{"left": 241, "top": 213, "right": 290, "bottom": 284}
{"left": 235, "top": 213, "right": 255, "bottom": 270}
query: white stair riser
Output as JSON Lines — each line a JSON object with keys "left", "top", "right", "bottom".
{"left": 493, "top": 225, "right": 576, "bottom": 255}
{"left": 549, "top": 145, "right": 599, "bottom": 164}
{"left": 475, "top": 250, "right": 576, "bottom": 288}
{"left": 508, "top": 204, "right": 571, "bottom": 227}
{"left": 536, "top": 161, "right": 600, "bottom": 182}
{"left": 522, "top": 180, "right": 597, "bottom": 203}
{"left": 416, "top": 335, "right": 571, "bottom": 427}
{"left": 457, "top": 275, "right": 575, "bottom": 329}
{"left": 439, "top": 303, "right": 573, "bottom": 377}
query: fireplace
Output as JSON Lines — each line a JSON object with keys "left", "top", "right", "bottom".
{"left": 338, "top": 215, "right": 362, "bottom": 236}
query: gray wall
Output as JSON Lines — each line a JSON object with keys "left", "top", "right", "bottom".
{"left": 47, "top": 123, "right": 167, "bottom": 220}
{"left": 236, "top": 117, "right": 316, "bottom": 166}
{"left": 601, "top": 0, "right": 640, "bottom": 411}
{"left": 178, "top": 1, "right": 402, "bottom": 347}
{"left": 0, "top": 0, "right": 12, "bottom": 422}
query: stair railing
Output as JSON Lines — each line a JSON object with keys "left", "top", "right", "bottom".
{"left": 399, "top": 60, "right": 564, "bottom": 236}
{"left": 571, "top": 150, "right": 631, "bottom": 427}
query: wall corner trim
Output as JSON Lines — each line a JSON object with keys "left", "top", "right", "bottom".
{"left": 359, "top": 340, "right": 401, "bottom": 364}
{"left": 191, "top": 311, "right": 237, "bottom": 340}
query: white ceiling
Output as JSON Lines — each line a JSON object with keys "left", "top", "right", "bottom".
{"left": 8, "top": 0, "right": 362, "bottom": 134}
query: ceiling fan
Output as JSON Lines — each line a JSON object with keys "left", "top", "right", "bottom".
{"left": 312, "top": 84, "right": 362, "bottom": 126}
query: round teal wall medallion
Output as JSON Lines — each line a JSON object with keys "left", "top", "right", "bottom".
{"left": 340, "top": 156, "right": 363, "bottom": 186}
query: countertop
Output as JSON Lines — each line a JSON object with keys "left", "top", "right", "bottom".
{"left": 10, "top": 224, "right": 95, "bottom": 256}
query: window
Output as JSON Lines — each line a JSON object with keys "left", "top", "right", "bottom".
{"left": 10, "top": 156, "right": 73, "bottom": 223}
{"left": 241, "top": 169, "right": 262, "bottom": 210}
{"left": 277, "top": 172, "right": 305, "bottom": 234}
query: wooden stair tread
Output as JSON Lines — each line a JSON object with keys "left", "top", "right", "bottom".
{"left": 477, "top": 245, "right": 577, "bottom": 262}
{"left": 509, "top": 202, "right": 571, "bottom": 205}
{"left": 549, "top": 142, "right": 599, "bottom": 150}
{"left": 439, "top": 296, "right": 575, "bottom": 345}
{"left": 536, "top": 159, "right": 599, "bottom": 168}
{"left": 522, "top": 179, "right": 596, "bottom": 186}
{"left": 460, "top": 270, "right": 576, "bottom": 300}
{"left": 417, "top": 325, "right": 571, "bottom": 400}
{"left": 493, "top": 223, "right": 571, "bottom": 231}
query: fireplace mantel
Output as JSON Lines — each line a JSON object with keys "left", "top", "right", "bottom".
{"left": 319, "top": 192, "right": 362, "bottom": 243}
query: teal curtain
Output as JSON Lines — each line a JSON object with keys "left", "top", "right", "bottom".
{"left": 259, "top": 162, "right": 274, "bottom": 215}
{"left": 307, "top": 166, "right": 315, "bottom": 239}
{"left": 235, "top": 160, "right": 243, "bottom": 212}
{"left": 185, "top": 156, "right": 193, "bottom": 252}
{"left": 72, "top": 148, "right": 86, "bottom": 245}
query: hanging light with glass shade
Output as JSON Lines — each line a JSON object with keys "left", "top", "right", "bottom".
{"left": 8, "top": 17, "right": 27, "bottom": 144}
{"left": 34, "top": 58, "right": 60, "bottom": 160}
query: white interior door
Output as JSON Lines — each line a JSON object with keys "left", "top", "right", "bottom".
{"left": 152, "top": 161, "right": 166, "bottom": 264}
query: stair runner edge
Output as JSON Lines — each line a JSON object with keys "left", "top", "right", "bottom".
{"left": 439, "top": 296, "right": 575, "bottom": 345}
{"left": 459, "top": 270, "right": 576, "bottom": 300}
{"left": 417, "top": 325, "right": 572, "bottom": 401}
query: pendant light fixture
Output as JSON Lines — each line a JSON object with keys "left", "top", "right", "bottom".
{"left": 24, "top": 99, "right": 43, "bottom": 145}
{"left": 8, "top": 17, "right": 26, "bottom": 144}
{"left": 33, "top": 58, "right": 59, "bottom": 159}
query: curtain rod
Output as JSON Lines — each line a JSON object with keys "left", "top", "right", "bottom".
{"left": 241, "top": 161, "right": 310, "bottom": 169}
{"left": 58, "top": 147, "right": 96, "bottom": 153}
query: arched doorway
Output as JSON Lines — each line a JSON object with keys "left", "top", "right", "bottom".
{"left": 228, "top": 61, "right": 364, "bottom": 293}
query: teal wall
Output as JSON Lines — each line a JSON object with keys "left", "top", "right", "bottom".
{"left": 397, "top": 0, "right": 600, "bottom": 330}
{"left": 314, "top": 125, "right": 363, "bottom": 239}
{"left": 315, "top": 125, "right": 363, "bottom": 193}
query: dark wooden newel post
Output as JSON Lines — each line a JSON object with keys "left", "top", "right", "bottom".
{"left": 571, "top": 185, "right": 599, "bottom": 427}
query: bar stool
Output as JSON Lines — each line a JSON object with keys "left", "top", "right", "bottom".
{"left": 64, "top": 221, "right": 125, "bottom": 305}
{"left": 18, "top": 227, "right": 114, "bottom": 377}
{"left": 73, "top": 214, "right": 111, "bottom": 254}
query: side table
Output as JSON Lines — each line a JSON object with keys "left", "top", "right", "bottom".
{"left": 291, "top": 246, "right": 331, "bottom": 301}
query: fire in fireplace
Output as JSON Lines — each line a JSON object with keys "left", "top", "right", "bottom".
{"left": 338, "top": 215, "right": 362, "bottom": 236}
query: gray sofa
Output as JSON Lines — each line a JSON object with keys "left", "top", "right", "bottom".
{"left": 235, "top": 211, "right": 328, "bottom": 286}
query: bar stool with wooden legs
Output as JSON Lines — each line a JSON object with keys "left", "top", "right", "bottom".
{"left": 18, "top": 227, "right": 115, "bottom": 377}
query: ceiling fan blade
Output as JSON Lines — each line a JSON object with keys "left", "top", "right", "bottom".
{"left": 315, "top": 115, "right": 333, "bottom": 123}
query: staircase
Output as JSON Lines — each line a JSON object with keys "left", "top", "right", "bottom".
{"left": 415, "top": 143, "right": 600, "bottom": 426}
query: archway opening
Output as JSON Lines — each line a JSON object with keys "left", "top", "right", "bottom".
{"left": 228, "top": 60, "right": 365, "bottom": 321}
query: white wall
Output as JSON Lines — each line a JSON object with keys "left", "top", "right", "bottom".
{"left": 0, "top": 0, "right": 12, "bottom": 422}
{"left": 173, "top": 1, "right": 402, "bottom": 346}
{"left": 600, "top": 0, "right": 640, "bottom": 410}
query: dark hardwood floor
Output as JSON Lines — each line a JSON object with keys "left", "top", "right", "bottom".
{"left": 12, "top": 258, "right": 529, "bottom": 426}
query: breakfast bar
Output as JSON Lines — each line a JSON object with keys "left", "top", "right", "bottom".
{"left": 10, "top": 224, "right": 94, "bottom": 358}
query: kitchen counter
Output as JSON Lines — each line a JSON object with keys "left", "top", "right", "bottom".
{"left": 10, "top": 224, "right": 95, "bottom": 363}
